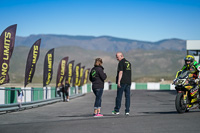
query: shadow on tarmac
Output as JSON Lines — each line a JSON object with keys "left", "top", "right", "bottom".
{"left": 58, "top": 114, "right": 94, "bottom": 118}
{"left": 57, "top": 114, "right": 133, "bottom": 119}
{"left": 141, "top": 110, "right": 199, "bottom": 115}
{"left": 141, "top": 111, "right": 177, "bottom": 114}
{"left": 58, "top": 114, "right": 121, "bottom": 117}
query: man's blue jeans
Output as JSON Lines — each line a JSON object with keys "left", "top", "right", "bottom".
{"left": 114, "top": 84, "right": 131, "bottom": 113}
{"left": 93, "top": 88, "right": 103, "bottom": 109}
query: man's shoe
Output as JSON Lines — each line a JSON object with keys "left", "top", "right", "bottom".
{"left": 112, "top": 110, "right": 120, "bottom": 115}
{"left": 125, "top": 112, "right": 130, "bottom": 116}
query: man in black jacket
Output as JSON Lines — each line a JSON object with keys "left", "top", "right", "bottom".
{"left": 89, "top": 58, "right": 107, "bottom": 117}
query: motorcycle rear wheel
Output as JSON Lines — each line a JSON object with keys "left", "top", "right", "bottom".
{"left": 175, "top": 93, "right": 187, "bottom": 113}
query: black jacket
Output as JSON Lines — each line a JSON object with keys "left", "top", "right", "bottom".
{"left": 89, "top": 65, "right": 107, "bottom": 89}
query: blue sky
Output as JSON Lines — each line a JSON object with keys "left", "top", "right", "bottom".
{"left": 0, "top": 0, "right": 199, "bottom": 42}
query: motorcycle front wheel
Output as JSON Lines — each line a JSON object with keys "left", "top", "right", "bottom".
{"left": 175, "top": 93, "right": 187, "bottom": 113}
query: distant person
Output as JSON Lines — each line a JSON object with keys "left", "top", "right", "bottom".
{"left": 17, "top": 90, "right": 23, "bottom": 108}
{"left": 56, "top": 83, "right": 62, "bottom": 97}
{"left": 108, "top": 80, "right": 112, "bottom": 90}
{"left": 112, "top": 52, "right": 132, "bottom": 116}
{"left": 57, "top": 83, "right": 65, "bottom": 101}
{"left": 89, "top": 58, "right": 107, "bottom": 117}
{"left": 64, "top": 80, "right": 70, "bottom": 102}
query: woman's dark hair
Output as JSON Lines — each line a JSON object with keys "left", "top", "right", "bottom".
{"left": 94, "top": 58, "right": 103, "bottom": 66}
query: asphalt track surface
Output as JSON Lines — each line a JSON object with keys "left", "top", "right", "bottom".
{"left": 0, "top": 90, "right": 199, "bottom": 133}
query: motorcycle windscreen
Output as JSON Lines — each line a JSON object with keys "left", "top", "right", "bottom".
{"left": 179, "top": 71, "right": 189, "bottom": 79}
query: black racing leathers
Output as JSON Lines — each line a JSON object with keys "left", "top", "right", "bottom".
{"left": 89, "top": 65, "right": 107, "bottom": 89}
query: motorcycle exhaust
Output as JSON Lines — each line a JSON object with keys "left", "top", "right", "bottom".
{"left": 187, "top": 104, "right": 199, "bottom": 110}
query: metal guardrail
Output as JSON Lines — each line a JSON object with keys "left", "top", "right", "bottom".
{"left": 0, "top": 87, "right": 85, "bottom": 113}
{"left": 0, "top": 97, "right": 61, "bottom": 113}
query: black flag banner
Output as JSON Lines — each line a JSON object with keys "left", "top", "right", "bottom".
{"left": 43, "top": 48, "right": 54, "bottom": 87}
{"left": 65, "top": 60, "right": 74, "bottom": 84}
{"left": 0, "top": 24, "right": 17, "bottom": 85}
{"left": 81, "top": 68, "right": 90, "bottom": 86}
{"left": 24, "top": 39, "right": 41, "bottom": 87}
{"left": 56, "top": 57, "right": 68, "bottom": 87}
{"left": 72, "top": 63, "right": 81, "bottom": 87}
{"left": 78, "top": 66, "right": 85, "bottom": 86}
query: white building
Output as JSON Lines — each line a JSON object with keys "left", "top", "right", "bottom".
{"left": 186, "top": 40, "right": 200, "bottom": 63}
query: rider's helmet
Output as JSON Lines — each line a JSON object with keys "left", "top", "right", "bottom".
{"left": 184, "top": 55, "right": 194, "bottom": 68}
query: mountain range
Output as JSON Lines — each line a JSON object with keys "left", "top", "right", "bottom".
{"left": 15, "top": 34, "right": 186, "bottom": 52}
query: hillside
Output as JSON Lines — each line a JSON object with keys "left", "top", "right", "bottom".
{"left": 15, "top": 34, "right": 186, "bottom": 52}
{"left": 7, "top": 46, "right": 186, "bottom": 86}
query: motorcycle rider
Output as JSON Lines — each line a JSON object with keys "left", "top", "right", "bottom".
{"left": 175, "top": 55, "right": 200, "bottom": 80}
{"left": 175, "top": 55, "right": 200, "bottom": 106}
